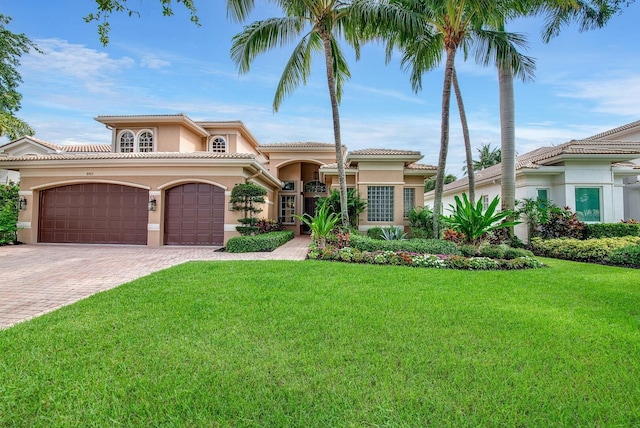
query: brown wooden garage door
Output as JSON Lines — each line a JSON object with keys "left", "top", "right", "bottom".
{"left": 164, "top": 183, "right": 225, "bottom": 246}
{"left": 39, "top": 183, "right": 148, "bottom": 245}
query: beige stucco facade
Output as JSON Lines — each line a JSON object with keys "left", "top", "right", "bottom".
{"left": 0, "top": 114, "right": 435, "bottom": 246}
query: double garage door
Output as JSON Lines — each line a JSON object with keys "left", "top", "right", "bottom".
{"left": 39, "top": 183, "right": 224, "bottom": 246}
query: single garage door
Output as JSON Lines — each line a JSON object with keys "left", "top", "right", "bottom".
{"left": 164, "top": 183, "right": 225, "bottom": 246}
{"left": 39, "top": 183, "right": 149, "bottom": 244}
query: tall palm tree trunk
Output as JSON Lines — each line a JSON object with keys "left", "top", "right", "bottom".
{"left": 433, "top": 46, "right": 456, "bottom": 238}
{"left": 321, "top": 31, "right": 350, "bottom": 229}
{"left": 499, "top": 64, "right": 516, "bottom": 220}
{"left": 452, "top": 67, "right": 475, "bottom": 205}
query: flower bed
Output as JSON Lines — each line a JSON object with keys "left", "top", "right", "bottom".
{"left": 308, "top": 245, "right": 545, "bottom": 270}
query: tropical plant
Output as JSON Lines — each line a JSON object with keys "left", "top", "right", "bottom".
{"left": 443, "top": 193, "right": 519, "bottom": 246}
{"left": 368, "top": 0, "right": 535, "bottom": 238}
{"left": 424, "top": 174, "right": 456, "bottom": 192}
{"left": 316, "top": 189, "right": 366, "bottom": 228}
{"left": 295, "top": 203, "right": 340, "bottom": 248}
{"left": 380, "top": 225, "right": 408, "bottom": 241}
{"left": 230, "top": 182, "right": 267, "bottom": 236}
{"left": 0, "top": 183, "right": 19, "bottom": 245}
{"left": 228, "top": 0, "right": 367, "bottom": 229}
{"left": 407, "top": 206, "right": 441, "bottom": 239}
{"left": 462, "top": 143, "right": 502, "bottom": 174}
{"left": 0, "top": 15, "right": 39, "bottom": 140}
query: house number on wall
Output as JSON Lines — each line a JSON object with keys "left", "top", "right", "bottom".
{"left": 86, "top": 172, "right": 94, "bottom": 176}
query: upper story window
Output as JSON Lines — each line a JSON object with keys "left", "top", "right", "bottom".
{"left": 118, "top": 129, "right": 154, "bottom": 153}
{"left": 210, "top": 136, "right": 227, "bottom": 153}
{"left": 138, "top": 130, "right": 154, "bottom": 152}
{"left": 119, "top": 131, "right": 135, "bottom": 153}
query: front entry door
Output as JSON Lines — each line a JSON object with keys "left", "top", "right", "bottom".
{"left": 303, "top": 197, "right": 318, "bottom": 234}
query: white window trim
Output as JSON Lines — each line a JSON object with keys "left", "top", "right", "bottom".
{"left": 117, "top": 129, "right": 156, "bottom": 153}
{"left": 137, "top": 129, "right": 155, "bottom": 153}
{"left": 210, "top": 135, "right": 228, "bottom": 153}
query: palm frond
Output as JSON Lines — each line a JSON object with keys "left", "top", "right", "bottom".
{"left": 471, "top": 28, "right": 536, "bottom": 82}
{"left": 231, "top": 16, "right": 306, "bottom": 74}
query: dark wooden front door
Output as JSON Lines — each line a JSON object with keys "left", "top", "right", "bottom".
{"left": 164, "top": 183, "right": 225, "bottom": 246}
{"left": 38, "top": 183, "right": 148, "bottom": 244}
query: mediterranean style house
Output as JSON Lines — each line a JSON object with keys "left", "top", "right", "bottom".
{"left": 0, "top": 114, "right": 436, "bottom": 246}
{"left": 425, "top": 120, "right": 640, "bottom": 241}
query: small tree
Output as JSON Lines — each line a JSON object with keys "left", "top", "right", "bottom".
{"left": 230, "top": 182, "right": 266, "bottom": 236}
{"left": 316, "top": 189, "right": 366, "bottom": 228}
{"left": 0, "top": 183, "right": 19, "bottom": 245}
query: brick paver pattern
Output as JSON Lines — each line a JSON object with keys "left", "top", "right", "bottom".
{"left": 0, "top": 237, "right": 310, "bottom": 329}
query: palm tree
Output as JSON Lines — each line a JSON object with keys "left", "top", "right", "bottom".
{"left": 369, "top": 0, "right": 534, "bottom": 237}
{"left": 462, "top": 143, "right": 502, "bottom": 174}
{"left": 227, "top": 0, "right": 365, "bottom": 229}
{"left": 496, "top": 0, "right": 626, "bottom": 217}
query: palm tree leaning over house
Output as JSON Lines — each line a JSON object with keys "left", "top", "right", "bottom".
{"left": 364, "top": 0, "right": 534, "bottom": 237}
{"left": 227, "top": 0, "right": 370, "bottom": 229}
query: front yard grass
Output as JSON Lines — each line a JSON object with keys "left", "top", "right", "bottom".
{"left": 1, "top": 259, "right": 639, "bottom": 426}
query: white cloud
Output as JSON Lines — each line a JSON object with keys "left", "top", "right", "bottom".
{"left": 140, "top": 54, "right": 171, "bottom": 69}
{"left": 556, "top": 72, "right": 640, "bottom": 117}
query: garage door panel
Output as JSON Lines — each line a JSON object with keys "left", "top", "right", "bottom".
{"left": 39, "top": 184, "right": 148, "bottom": 244}
{"left": 164, "top": 183, "right": 224, "bottom": 246}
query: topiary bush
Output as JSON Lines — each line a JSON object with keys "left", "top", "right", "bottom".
{"left": 226, "top": 231, "right": 294, "bottom": 253}
{"left": 584, "top": 223, "right": 640, "bottom": 239}
{"left": 348, "top": 234, "right": 460, "bottom": 255}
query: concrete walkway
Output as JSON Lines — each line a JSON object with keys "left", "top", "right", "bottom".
{"left": 0, "top": 236, "right": 310, "bottom": 329}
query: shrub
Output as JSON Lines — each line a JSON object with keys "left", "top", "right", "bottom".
{"left": 529, "top": 236, "right": 640, "bottom": 263}
{"left": 230, "top": 182, "right": 267, "bottom": 236}
{"left": 606, "top": 245, "right": 640, "bottom": 267}
{"left": 0, "top": 184, "right": 19, "bottom": 245}
{"left": 584, "top": 223, "right": 640, "bottom": 239}
{"left": 366, "top": 227, "right": 384, "bottom": 240}
{"left": 316, "top": 189, "right": 367, "bottom": 227}
{"left": 348, "top": 234, "right": 460, "bottom": 255}
{"left": 256, "top": 219, "right": 284, "bottom": 234}
{"left": 295, "top": 204, "right": 339, "bottom": 248}
{"left": 502, "top": 247, "right": 534, "bottom": 260}
{"left": 458, "top": 244, "right": 477, "bottom": 257}
{"left": 477, "top": 243, "right": 505, "bottom": 259}
{"left": 535, "top": 206, "right": 584, "bottom": 239}
{"left": 226, "top": 231, "right": 294, "bottom": 253}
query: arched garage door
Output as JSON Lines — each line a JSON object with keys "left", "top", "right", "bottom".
{"left": 39, "top": 183, "right": 149, "bottom": 244}
{"left": 164, "top": 183, "right": 225, "bottom": 246}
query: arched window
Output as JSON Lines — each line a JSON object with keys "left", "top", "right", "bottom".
{"left": 119, "top": 130, "right": 135, "bottom": 153}
{"left": 138, "top": 130, "right": 154, "bottom": 152}
{"left": 210, "top": 136, "right": 227, "bottom": 153}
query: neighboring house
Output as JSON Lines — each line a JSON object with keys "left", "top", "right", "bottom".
{"left": 0, "top": 114, "right": 435, "bottom": 246}
{"left": 425, "top": 120, "right": 640, "bottom": 241}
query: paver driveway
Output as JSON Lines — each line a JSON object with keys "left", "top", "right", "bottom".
{"left": 0, "top": 237, "right": 310, "bottom": 329}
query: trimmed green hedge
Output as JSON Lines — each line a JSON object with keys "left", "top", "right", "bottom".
{"left": 366, "top": 227, "right": 384, "bottom": 240}
{"left": 348, "top": 234, "right": 460, "bottom": 255}
{"left": 584, "top": 223, "right": 640, "bottom": 239}
{"left": 607, "top": 245, "right": 640, "bottom": 267}
{"left": 530, "top": 236, "right": 640, "bottom": 263}
{"left": 226, "top": 231, "right": 294, "bottom": 253}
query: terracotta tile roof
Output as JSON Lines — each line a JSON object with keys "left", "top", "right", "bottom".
{"left": 405, "top": 163, "right": 437, "bottom": 170}
{"left": 3, "top": 152, "right": 257, "bottom": 161}
{"left": 0, "top": 136, "right": 111, "bottom": 153}
{"left": 436, "top": 139, "right": 640, "bottom": 194}
{"left": 349, "top": 148, "right": 422, "bottom": 156}
{"left": 585, "top": 120, "right": 640, "bottom": 140}
{"left": 259, "top": 142, "right": 336, "bottom": 148}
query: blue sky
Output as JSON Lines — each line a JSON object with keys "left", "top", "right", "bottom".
{"left": 3, "top": 1, "right": 640, "bottom": 175}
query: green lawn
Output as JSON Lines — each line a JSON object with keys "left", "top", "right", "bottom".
{"left": 1, "top": 259, "right": 639, "bottom": 426}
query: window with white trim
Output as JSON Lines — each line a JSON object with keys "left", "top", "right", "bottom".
{"left": 367, "top": 186, "right": 394, "bottom": 222}
{"left": 482, "top": 194, "right": 489, "bottom": 211}
{"left": 119, "top": 130, "right": 135, "bottom": 153}
{"left": 138, "top": 130, "right": 154, "bottom": 152}
{"left": 280, "top": 195, "right": 296, "bottom": 224}
{"left": 403, "top": 188, "right": 415, "bottom": 218}
{"left": 210, "top": 136, "right": 227, "bottom": 153}
{"left": 575, "top": 187, "right": 601, "bottom": 222}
